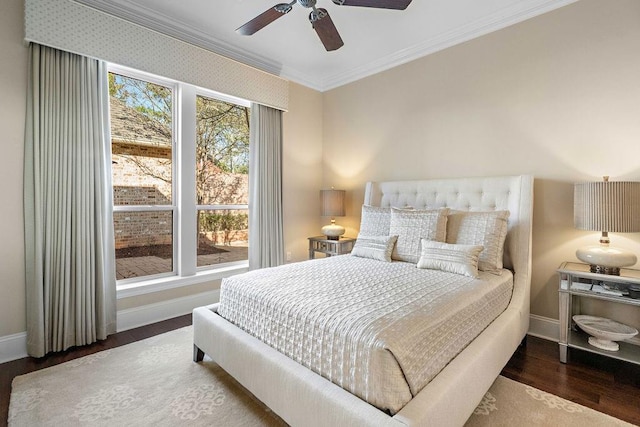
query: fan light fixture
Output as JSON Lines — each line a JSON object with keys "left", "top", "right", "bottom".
{"left": 236, "top": 0, "right": 413, "bottom": 51}
{"left": 574, "top": 176, "right": 640, "bottom": 275}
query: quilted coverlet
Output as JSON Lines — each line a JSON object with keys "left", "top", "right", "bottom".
{"left": 218, "top": 255, "right": 513, "bottom": 414}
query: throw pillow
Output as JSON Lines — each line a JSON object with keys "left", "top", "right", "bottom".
{"left": 358, "top": 205, "right": 391, "bottom": 237}
{"left": 446, "top": 210, "right": 509, "bottom": 274}
{"left": 417, "top": 240, "right": 484, "bottom": 278}
{"left": 351, "top": 235, "right": 398, "bottom": 262}
{"left": 389, "top": 207, "right": 449, "bottom": 263}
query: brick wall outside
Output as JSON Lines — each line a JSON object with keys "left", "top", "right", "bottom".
{"left": 113, "top": 210, "right": 173, "bottom": 249}
{"left": 112, "top": 142, "right": 248, "bottom": 249}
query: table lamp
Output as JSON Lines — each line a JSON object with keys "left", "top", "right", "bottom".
{"left": 574, "top": 176, "right": 640, "bottom": 275}
{"left": 320, "top": 189, "right": 345, "bottom": 240}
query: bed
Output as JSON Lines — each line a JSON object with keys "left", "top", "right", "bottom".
{"left": 193, "top": 175, "right": 533, "bottom": 426}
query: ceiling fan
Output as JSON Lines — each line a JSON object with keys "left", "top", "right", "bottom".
{"left": 236, "top": 0, "right": 412, "bottom": 52}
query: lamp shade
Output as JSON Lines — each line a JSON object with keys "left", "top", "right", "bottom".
{"left": 574, "top": 180, "right": 640, "bottom": 232}
{"left": 574, "top": 178, "right": 640, "bottom": 274}
{"left": 320, "top": 189, "right": 345, "bottom": 217}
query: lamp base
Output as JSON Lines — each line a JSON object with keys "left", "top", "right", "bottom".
{"left": 321, "top": 223, "right": 345, "bottom": 240}
{"left": 576, "top": 245, "right": 637, "bottom": 276}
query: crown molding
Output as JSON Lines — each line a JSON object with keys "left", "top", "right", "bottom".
{"left": 279, "top": 64, "right": 325, "bottom": 92}
{"left": 73, "top": 0, "right": 577, "bottom": 93}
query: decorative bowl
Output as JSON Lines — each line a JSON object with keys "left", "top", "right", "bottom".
{"left": 573, "top": 315, "right": 638, "bottom": 351}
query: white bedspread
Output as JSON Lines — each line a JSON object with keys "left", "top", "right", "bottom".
{"left": 218, "top": 255, "right": 513, "bottom": 414}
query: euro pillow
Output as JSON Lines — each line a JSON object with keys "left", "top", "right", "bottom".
{"left": 359, "top": 205, "right": 391, "bottom": 237}
{"left": 417, "top": 240, "right": 484, "bottom": 278}
{"left": 389, "top": 207, "right": 449, "bottom": 263}
{"left": 351, "top": 235, "right": 398, "bottom": 262}
{"left": 446, "top": 210, "right": 509, "bottom": 274}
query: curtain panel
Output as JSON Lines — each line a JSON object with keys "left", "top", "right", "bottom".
{"left": 248, "top": 104, "right": 285, "bottom": 269}
{"left": 24, "top": 44, "right": 116, "bottom": 358}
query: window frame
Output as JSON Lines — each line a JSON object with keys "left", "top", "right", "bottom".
{"left": 108, "top": 64, "right": 250, "bottom": 299}
{"left": 110, "top": 66, "right": 178, "bottom": 284}
{"left": 194, "top": 89, "right": 250, "bottom": 272}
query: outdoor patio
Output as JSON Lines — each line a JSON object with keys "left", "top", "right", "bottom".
{"left": 115, "top": 245, "right": 248, "bottom": 280}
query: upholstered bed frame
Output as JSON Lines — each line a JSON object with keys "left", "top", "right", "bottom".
{"left": 193, "top": 175, "right": 533, "bottom": 427}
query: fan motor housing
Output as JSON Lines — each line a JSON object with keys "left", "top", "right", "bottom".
{"left": 298, "top": 0, "right": 317, "bottom": 8}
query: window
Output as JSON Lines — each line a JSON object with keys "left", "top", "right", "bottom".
{"left": 108, "top": 66, "right": 250, "bottom": 287}
{"left": 196, "top": 94, "right": 249, "bottom": 268}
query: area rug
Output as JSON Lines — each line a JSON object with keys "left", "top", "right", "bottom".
{"left": 464, "top": 375, "right": 632, "bottom": 427}
{"left": 9, "top": 327, "right": 632, "bottom": 426}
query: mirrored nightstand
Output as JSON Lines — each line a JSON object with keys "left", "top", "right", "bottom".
{"left": 308, "top": 236, "right": 355, "bottom": 259}
{"left": 557, "top": 261, "right": 640, "bottom": 365}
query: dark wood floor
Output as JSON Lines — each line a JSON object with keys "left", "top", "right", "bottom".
{"left": 503, "top": 336, "right": 640, "bottom": 425}
{"left": 2, "top": 318, "right": 639, "bottom": 426}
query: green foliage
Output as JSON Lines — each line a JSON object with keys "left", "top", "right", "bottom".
{"left": 108, "top": 73, "right": 122, "bottom": 97}
{"left": 200, "top": 212, "right": 248, "bottom": 232}
{"left": 196, "top": 95, "right": 250, "bottom": 174}
{"left": 199, "top": 212, "right": 249, "bottom": 245}
{"left": 109, "top": 73, "right": 172, "bottom": 128}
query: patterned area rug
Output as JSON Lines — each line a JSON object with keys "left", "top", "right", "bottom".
{"left": 465, "top": 375, "right": 631, "bottom": 427}
{"left": 9, "top": 327, "right": 631, "bottom": 426}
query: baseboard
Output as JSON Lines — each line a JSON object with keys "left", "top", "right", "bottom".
{"left": 527, "top": 314, "right": 559, "bottom": 342}
{"left": 0, "top": 332, "right": 28, "bottom": 364}
{"left": 0, "top": 290, "right": 220, "bottom": 364}
{"left": 116, "top": 289, "right": 220, "bottom": 332}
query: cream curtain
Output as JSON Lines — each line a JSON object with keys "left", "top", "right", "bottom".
{"left": 248, "top": 104, "right": 284, "bottom": 269}
{"left": 24, "top": 44, "right": 116, "bottom": 358}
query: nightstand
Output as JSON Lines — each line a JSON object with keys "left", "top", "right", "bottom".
{"left": 308, "top": 236, "right": 355, "bottom": 259}
{"left": 557, "top": 261, "right": 640, "bottom": 365}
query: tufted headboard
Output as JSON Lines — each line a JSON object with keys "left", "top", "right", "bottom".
{"left": 364, "top": 175, "right": 534, "bottom": 322}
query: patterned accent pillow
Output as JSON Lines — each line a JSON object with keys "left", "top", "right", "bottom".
{"left": 389, "top": 208, "right": 449, "bottom": 263}
{"left": 359, "top": 205, "right": 391, "bottom": 237}
{"left": 446, "top": 210, "right": 509, "bottom": 274}
{"left": 417, "top": 240, "right": 484, "bottom": 278}
{"left": 351, "top": 235, "right": 398, "bottom": 262}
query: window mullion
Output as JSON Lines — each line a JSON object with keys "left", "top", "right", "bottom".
{"left": 177, "top": 84, "right": 198, "bottom": 277}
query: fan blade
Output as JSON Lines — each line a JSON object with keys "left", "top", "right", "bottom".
{"left": 236, "top": 3, "right": 293, "bottom": 35}
{"left": 310, "top": 9, "right": 344, "bottom": 51}
{"left": 331, "top": 0, "right": 412, "bottom": 10}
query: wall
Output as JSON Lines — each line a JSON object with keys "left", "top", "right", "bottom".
{"left": 0, "top": 0, "right": 323, "bottom": 343}
{"left": 322, "top": 0, "right": 640, "bottom": 328}
{"left": 0, "top": 0, "right": 29, "bottom": 338}
{"left": 283, "top": 82, "right": 325, "bottom": 262}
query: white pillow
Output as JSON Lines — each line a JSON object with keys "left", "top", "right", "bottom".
{"left": 389, "top": 208, "right": 449, "bottom": 263}
{"left": 351, "top": 235, "right": 398, "bottom": 262}
{"left": 359, "top": 205, "right": 391, "bottom": 237}
{"left": 417, "top": 240, "right": 484, "bottom": 278}
{"left": 446, "top": 210, "right": 509, "bottom": 274}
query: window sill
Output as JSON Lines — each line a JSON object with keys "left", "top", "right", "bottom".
{"left": 116, "top": 262, "right": 249, "bottom": 299}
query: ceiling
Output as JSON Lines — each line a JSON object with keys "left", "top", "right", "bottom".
{"left": 75, "top": 0, "right": 576, "bottom": 91}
